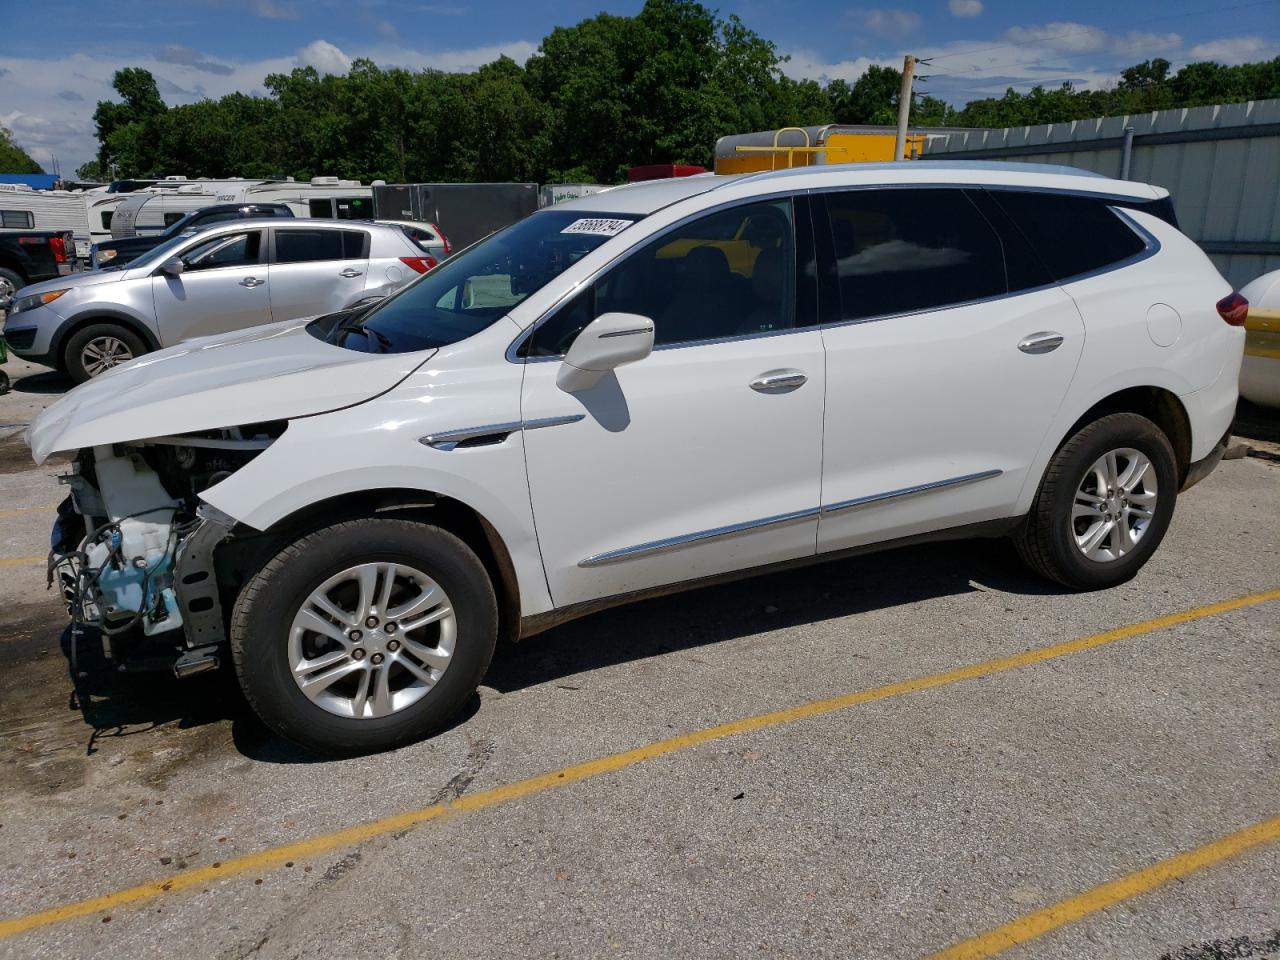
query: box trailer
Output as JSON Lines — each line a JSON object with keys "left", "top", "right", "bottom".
{"left": 373, "top": 183, "right": 539, "bottom": 250}
{"left": 714, "top": 125, "right": 957, "bottom": 174}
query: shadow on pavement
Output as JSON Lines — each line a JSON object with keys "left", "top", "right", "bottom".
{"left": 12, "top": 369, "right": 72, "bottom": 395}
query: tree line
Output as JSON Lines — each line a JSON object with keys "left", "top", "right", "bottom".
{"left": 77, "top": 0, "right": 1280, "bottom": 184}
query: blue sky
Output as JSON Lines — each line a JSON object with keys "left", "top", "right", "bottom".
{"left": 2, "top": 0, "right": 1278, "bottom": 173}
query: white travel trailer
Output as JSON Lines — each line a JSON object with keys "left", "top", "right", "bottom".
{"left": 109, "top": 177, "right": 373, "bottom": 238}
{"left": 0, "top": 184, "right": 96, "bottom": 257}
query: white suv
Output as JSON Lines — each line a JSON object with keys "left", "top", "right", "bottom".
{"left": 28, "top": 162, "right": 1245, "bottom": 755}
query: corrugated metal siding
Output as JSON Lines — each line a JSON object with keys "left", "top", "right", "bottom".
{"left": 923, "top": 98, "right": 1280, "bottom": 288}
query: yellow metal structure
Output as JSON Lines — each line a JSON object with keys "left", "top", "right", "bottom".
{"left": 714, "top": 125, "right": 929, "bottom": 175}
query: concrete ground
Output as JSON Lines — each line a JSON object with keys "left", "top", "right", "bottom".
{"left": 0, "top": 355, "right": 1277, "bottom": 960}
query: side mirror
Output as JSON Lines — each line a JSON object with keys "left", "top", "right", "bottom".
{"left": 161, "top": 257, "right": 184, "bottom": 277}
{"left": 557, "top": 312, "right": 655, "bottom": 393}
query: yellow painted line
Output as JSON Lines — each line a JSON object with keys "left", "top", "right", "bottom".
{"left": 0, "top": 555, "right": 44, "bottom": 568}
{"left": 929, "top": 814, "right": 1280, "bottom": 959}
{"left": 0, "top": 504, "right": 57, "bottom": 519}
{"left": 0, "top": 587, "right": 1277, "bottom": 943}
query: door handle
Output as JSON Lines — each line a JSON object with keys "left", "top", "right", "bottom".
{"left": 1018, "top": 332, "right": 1064, "bottom": 354}
{"left": 239, "top": 276, "right": 265, "bottom": 288}
{"left": 339, "top": 268, "right": 364, "bottom": 278}
{"left": 750, "top": 369, "right": 807, "bottom": 393}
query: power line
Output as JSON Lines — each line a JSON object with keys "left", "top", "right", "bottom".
{"left": 926, "top": 0, "right": 1280, "bottom": 64}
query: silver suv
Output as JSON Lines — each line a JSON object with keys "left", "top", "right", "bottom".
{"left": 3, "top": 219, "right": 436, "bottom": 381}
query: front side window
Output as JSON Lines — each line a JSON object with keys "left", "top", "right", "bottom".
{"left": 525, "top": 198, "right": 803, "bottom": 357}
{"left": 275, "top": 229, "right": 365, "bottom": 263}
{"left": 180, "top": 231, "right": 261, "bottom": 272}
{"left": 821, "top": 188, "right": 1007, "bottom": 322}
{"left": 318, "top": 209, "right": 641, "bottom": 354}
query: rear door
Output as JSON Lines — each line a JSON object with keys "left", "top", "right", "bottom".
{"left": 150, "top": 229, "right": 269, "bottom": 343}
{"left": 267, "top": 226, "right": 370, "bottom": 321}
{"left": 814, "top": 186, "right": 1086, "bottom": 553}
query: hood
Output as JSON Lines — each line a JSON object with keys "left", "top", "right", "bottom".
{"left": 16, "top": 270, "right": 124, "bottom": 299}
{"left": 27, "top": 318, "right": 435, "bottom": 464}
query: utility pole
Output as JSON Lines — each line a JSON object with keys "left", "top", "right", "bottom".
{"left": 894, "top": 55, "right": 917, "bottom": 162}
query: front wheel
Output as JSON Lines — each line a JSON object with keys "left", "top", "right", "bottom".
{"left": 1015, "top": 412, "right": 1178, "bottom": 589}
{"left": 231, "top": 518, "right": 498, "bottom": 755}
{"left": 64, "top": 322, "right": 147, "bottom": 382}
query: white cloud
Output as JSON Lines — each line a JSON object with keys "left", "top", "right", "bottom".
{"left": 780, "top": 50, "right": 893, "bottom": 84}
{"left": 0, "top": 39, "right": 538, "bottom": 174}
{"left": 1190, "top": 36, "right": 1278, "bottom": 64}
{"left": 849, "top": 8, "right": 921, "bottom": 37}
{"left": 948, "top": 0, "right": 983, "bottom": 18}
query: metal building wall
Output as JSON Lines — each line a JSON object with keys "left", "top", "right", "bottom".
{"left": 922, "top": 98, "right": 1280, "bottom": 289}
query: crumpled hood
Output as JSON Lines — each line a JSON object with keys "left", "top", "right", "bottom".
{"left": 27, "top": 318, "right": 435, "bottom": 464}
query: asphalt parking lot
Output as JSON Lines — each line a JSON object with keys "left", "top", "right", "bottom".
{"left": 0, "top": 355, "right": 1276, "bottom": 960}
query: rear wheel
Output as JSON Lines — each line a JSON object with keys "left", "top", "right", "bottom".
{"left": 64, "top": 322, "right": 147, "bottom": 382}
{"left": 231, "top": 518, "right": 498, "bottom": 755}
{"left": 1015, "top": 412, "right": 1178, "bottom": 589}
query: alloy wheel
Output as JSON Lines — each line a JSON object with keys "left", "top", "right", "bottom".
{"left": 81, "top": 336, "right": 135, "bottom": 377}
{"left": 1071, "top": 447, "right": 1158, "bottom": 562}
{"left": 288, "top": 562, "right": 456, "bottom": 719}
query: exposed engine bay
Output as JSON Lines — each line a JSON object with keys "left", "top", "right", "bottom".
{"left": 49, "top": 422, "right": 285, "bottom": 675}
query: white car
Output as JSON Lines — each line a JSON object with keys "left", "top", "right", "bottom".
{"left": 27, "top": 161, "right": 1245, "bottom": 755}
{"left": 1238, "top": 269, "right": 1280, "bottom": 407}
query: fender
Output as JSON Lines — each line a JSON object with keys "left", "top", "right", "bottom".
{"left": 49, "top": 307, "right": 162, "bottom": 358}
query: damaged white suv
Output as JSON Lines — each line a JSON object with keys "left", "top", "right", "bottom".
{"left": 28, "top": 162, "right": 1245, "bottom": 755}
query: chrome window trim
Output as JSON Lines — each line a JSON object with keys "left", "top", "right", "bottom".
{"left": 420, "top": 414, "right": 584, "bottom": 451}
{"left": 506, "top": 188, "right": 811, "bottom": 364}
{"left": 578, "top": 469, "right": 1003, "bottom": 567}
{"left": 820, "top": 469, "right": 1003, "bottom": 516}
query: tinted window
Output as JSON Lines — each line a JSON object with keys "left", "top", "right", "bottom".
{"left": 181, "top": 231, "right": 261, "bottom": 272}
{"left": 308, "top": 199, "right": 333, "bottom": 217}
{"left": 822, "top": 189, "right": 1006, "bottom": 322}
{"left": 322, "top": 210, "right": 640, "bottom": 354}
{"left": 1, "top": 210, "right": 34, "bottom": 229}
{"left": 990, "top": 191, "right": 1147, "bottom": 282}
{"left": 526, "top": 199, "right": 803, "bottom": 356}
{"left": 334, "top": 197, "right": 370, "bottom": 220}
{"left": 190, "top": 210, "right": 240, "bottom": 228}
{"left": 163, "top": 212, "right": 185, "bottom": 227}
{"left": 275, "top": 229, "right": 365, "bottom": 263}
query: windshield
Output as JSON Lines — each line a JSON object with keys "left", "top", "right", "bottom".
{"left": 318, "top": 209, "right": 640, "bottom": 354}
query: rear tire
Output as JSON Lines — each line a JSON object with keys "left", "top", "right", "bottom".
{"left": 63, "top": 322, "right": 147, "bottom": 382}
{"left": 1015, "top": 412, "right": 1177, "bottom": 589}
{"left": 230, "top": 518, "right": 498, "bottom": 756}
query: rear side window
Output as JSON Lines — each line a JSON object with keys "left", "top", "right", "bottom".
{"left": 1, "top": 210, "right": 34, "bottom": 229}
{"left": 990, "top": 191, "right": 1148, "bottom": 282}
{"left": 275, "top": 229, "right": 366, "bottom": 263}
{"left": 821, "top": 188, "right": 1006, "bottom": 321}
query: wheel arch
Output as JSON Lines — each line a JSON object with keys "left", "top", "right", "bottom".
{"left": 50, "top": 310, "right": 161, "bottom": 366}
{"left": 224, "top": 487, "right": 523, "bottom": 646}
{"left": 1058, "top": 386, "right": 1192, "bottom": 484}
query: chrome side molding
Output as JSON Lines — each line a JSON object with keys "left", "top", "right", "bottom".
{"left": 820, "top": 469, "right": 1003, "bottom": 515}
{"left": 578, "top": 469, "right": 1003, "bottom": 566}
{"left": 421, "top": 414, "right": 585, "bottom": 451}
{"left": 579, "top": 506, "right": 821, "bottom": 567}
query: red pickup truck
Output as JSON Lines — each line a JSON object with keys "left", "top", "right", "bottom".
{"left": 0, "top": 229, "right": 78, "bottom": 307}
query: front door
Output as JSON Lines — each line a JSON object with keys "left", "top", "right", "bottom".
{"left": 150, "top": 228, "right": 269, "bottom": 343}
{"left": 520, "top": 197, "right": 827, "bottom": 608}
{"left": 268, "top": 226, "right": 370, "bottom": 321}
{"left": 814, "top": 187, "right": 1086, "bottom": 552}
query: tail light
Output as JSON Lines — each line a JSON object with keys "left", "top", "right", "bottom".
{"left": 1216, "top": 292, "right": 1248, "bottom": 326}
{"left": 436, "top": 226, "right": 451, "bottom": 255}
{"left": 49, "top": 235, "right": 68, "bottom": 263}
{"left": 400, "top": 255, "right": 439, "bottom": 274}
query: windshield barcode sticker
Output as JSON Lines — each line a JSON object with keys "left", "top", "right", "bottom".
{"left": 561, "top": 218, "right": 631, "bottom": 237}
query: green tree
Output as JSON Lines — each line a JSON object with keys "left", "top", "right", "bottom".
{"left": 0, "top": 124, "right": 42, "bottom": 173}
{"left": 93, "top": 68, "right": 169, "bottom": 175}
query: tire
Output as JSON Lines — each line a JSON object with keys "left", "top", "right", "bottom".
{"left": 0, "top": 267, "right": 24, "bottom": 303}
{"left": 230, "top": 518, "right": 498, "bottom": 756}
{"left": 1015, "top": 412, "right": 1178, "bottom": 590}
{"left": 63, "top": 322, "right": 147, "bottom": 383}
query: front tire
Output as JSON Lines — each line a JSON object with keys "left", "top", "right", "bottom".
{"left": 231, "top": 518, "right": 498, "bottom": 755}
{"left": 1015, "top": 412, "right": 1178, "bottom": 589}
{"left": 64, "top": 322, "right": 147, "bottom": 382}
